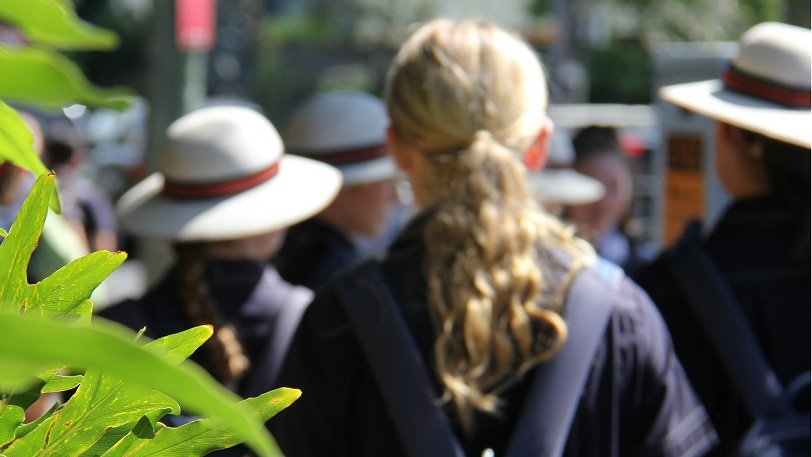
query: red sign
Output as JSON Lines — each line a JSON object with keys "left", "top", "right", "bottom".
{"left": 176, "top": 0, "right": 216, "bottom": 52}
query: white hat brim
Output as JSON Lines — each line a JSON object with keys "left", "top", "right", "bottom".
{"left": 117, "top": 155, "right": 342, "bottom": 241}
{"left": 660, "top": 80, "right": 811, "bottom": 148}
{"left": 339, "top": 155, "right": 400, "bottom": 185}
{"left": 529, "top": 169, "right": 606, "bottom": 206}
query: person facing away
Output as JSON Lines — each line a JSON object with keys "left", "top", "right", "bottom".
{"left": 96, "top": 106, "right": 342, "bottom": 452}
{"left": 272, "top": 90, "right": 401, "bottom": 290}
{"left": 632, "top": 22, "right": 811, "bottom": 456}
{"left": 565, "top": 125, "right": 651, "bottom": 275}
{"left": 269, "top": 19, "right": 717, "bottom": 457}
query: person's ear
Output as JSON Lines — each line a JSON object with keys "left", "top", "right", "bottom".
{"left": 387, "top": 125, "right": 413, "bottom": 172}
{"left": 524, "top": 118, "right": 552, "bottom": 171}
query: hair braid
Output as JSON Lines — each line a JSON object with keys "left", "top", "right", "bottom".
{"left": 174, "top": 243, "right": 250, "bottom": 390}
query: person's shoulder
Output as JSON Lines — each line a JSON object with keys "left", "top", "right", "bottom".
{"left": 298, "top": 259, "right": 385, "bottom": 338}
{"left": 577, "top": 260, "right": 676, "bottom": 358}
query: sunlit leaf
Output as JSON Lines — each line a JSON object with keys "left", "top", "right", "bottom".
{"left": 101, "top": 388, "right": 300, "bottom": 457}
{"left": 83, "top": 408, "right": 171, "bottom": 457}
{"left": 30, "top": 250, "right": 127, "bottom": 318}
{"left": 0, "top": 316, "right": 276, "bottom": 457}
{"left": 0, "top": 48, "right": 133, "bottom": 111}
{"left": 12, "top": 400, "right": 62, "bottom": 441}
{"left": 0, "top": 0, "right": 118, "bottom": 50}
{"left": 0, "top": 379, "right": 45, "bottom": 447}
{"left": 41, "top": 375, "right": 83, "bottom": 394}
{"left": 0, "top": 173, "right": 56, "bottom": 314}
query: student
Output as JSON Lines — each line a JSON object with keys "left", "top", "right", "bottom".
{"left": 270, "top": 19, "right": 716, "bottom": 457}
{"left": 526, "top": 128, "right": 606, "bottom": 216}
{"left": 566, "top": 125, "right": 651, "bottom": 275}
{"left": 273, "top": 90, "right": 400, "bottom": 290}
{"left": 633, "top": 22, "right": 811, "bottom": 455}
{"left": 43, "top": 120, "right": 119, "bottom": 252}
{"left": 98, "top": 105, "right": 341, "bottom": 397}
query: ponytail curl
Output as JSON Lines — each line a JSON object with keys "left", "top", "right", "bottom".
{"left": 424, "top": 129, "right": 586, "bottom": 431}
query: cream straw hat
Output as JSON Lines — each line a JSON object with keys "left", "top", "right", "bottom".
{"left": 659, "top": 22, "right": 811, "bottom": 148}
{"left": 117, "top": 105, "right": 342, "bottom": 242}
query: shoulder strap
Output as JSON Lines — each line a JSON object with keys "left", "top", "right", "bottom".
{"left": 334, "top": 260, "right": 465, "bottom": 457}
{"left": 241, "top": 271, "right": 313, "bottom": 398}
{"left": 336, "top": 258, "right": 620, "bottom": 457}
{"left": 664, "top": 237, "right": 784, "bottom": 419}
{"left": 503, "top": 258, "right": 621, "bottom": 457}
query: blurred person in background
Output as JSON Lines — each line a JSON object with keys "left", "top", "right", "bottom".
{"left": 565, "top": 125, "right": 651, "bottom": 274}
{"left": 273, "top": 90, "right": 401, "bottom": 290}
{"left": 98, "top": 106, "right": 341, "bottom": 456}
{"left": 526, "top": 128, "right": 605, "bottom": 217}
{"left": 633, "top": 22, "right": 810, "bottom": 455}
{"left": 43, "top": 119, "right": 118, "bottom": 252}
{"left": 0, "top": 111, "right": 40, "bottom": 233}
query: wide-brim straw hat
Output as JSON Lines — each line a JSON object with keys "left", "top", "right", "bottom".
{"left": 529, "top": 169, "right": 606, "bottom": 206}
{"left": 659, "top": 22, "right": 811, "bottom": 148}
{"left": 117, "top": 105, "right": 342, "bottom": 242}
{"left": 283, "top": 91, "right": 399, "bottom": 185}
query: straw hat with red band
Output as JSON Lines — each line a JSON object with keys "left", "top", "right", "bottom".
{"left": 282, "top": 91, "right": 399, "bottom": 185}
{"left": 116, "top": 105, "right": 343, "bottom": 242}
{"left": 659, "top": 22, "right": 811, "bottom": 149}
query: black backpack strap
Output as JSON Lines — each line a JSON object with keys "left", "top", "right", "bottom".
{"left": 664, "top": 237, "right": 784, "bottom": 419}
{"left": 336, "top": 258, "right": 620, "bottom": 457}
{"left": 504, "top": 258, "right": 622, "bottom": 457}
{"left": 334, "top": 260, "right": 466, "bottom": 457}
{"left": 241, "top": 271, "right": 313, "bottom": 398}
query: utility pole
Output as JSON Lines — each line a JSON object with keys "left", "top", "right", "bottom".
{"left": 142, "top": 0, "right": 211, "bottom": 286}
{"left": 146, "top": 0, "right": 185, "bottom": 174}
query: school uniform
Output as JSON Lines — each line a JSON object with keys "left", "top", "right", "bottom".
{"left": 98, "top": 260, "right": 310, "bottom": 394}
{"left": 273, "top": 218, "right": 359, "bottom": 291}
{"left": 633, "top": 195, "right": 811, "bottom": 455}
{"left": 270, "top": 211, "right": 718, "bottom": 457}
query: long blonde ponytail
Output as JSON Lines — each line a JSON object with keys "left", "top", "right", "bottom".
{"left": 385, "top": 19, "right": 594, "bottom": 431}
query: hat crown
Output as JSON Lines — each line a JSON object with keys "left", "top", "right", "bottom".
{"left": 283, "top": 91, "right": 389, "bottom": 154}
{"left": 733, "top": 22, "right": 811, "bottom": 89}
{"left": 160, "top": 106, "right": 282, "bottom": 184}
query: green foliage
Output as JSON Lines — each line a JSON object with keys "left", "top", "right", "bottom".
{"left": 588, "top": 40, "right": 653, "bottom": 104}
{"left": 0, "top": 47, "right": 132, "bottom": 111}
{"left": 0, "top": 0, "right": 118, "bottom": 50}
{"left": 0, "top": 174, "right": 297, "bottom": 456}
{"left": 0, "top": 0, "right": 134, "bottom": 112}
{"left": 0, "top": 2, "right": 298, "bottom": 456}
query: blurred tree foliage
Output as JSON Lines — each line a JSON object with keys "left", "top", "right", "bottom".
{"left": 69, "top": 0, "right": 150, "bottom": 95}
{"left": 528, "top": 0, "right": 786, "bottom": 103}
{"left": 250, "top": 0, "right": 434, "bottom": 124}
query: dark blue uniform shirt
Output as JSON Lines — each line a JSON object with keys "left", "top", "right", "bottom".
{"left": 98, "top": 260, "right": 310, "bottom": 456}
{"left": 273, "top": 218, "right": 359, "bottom": 291}
{"left": 270, "top": 211, "right": 718, "bottom": 457}
{"left": 633, "top": 195, "right": 811, "bottom": 455}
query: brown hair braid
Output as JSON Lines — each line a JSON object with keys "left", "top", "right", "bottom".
{"left": 174, "top": 243, "right": 250, "bottom": 390}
